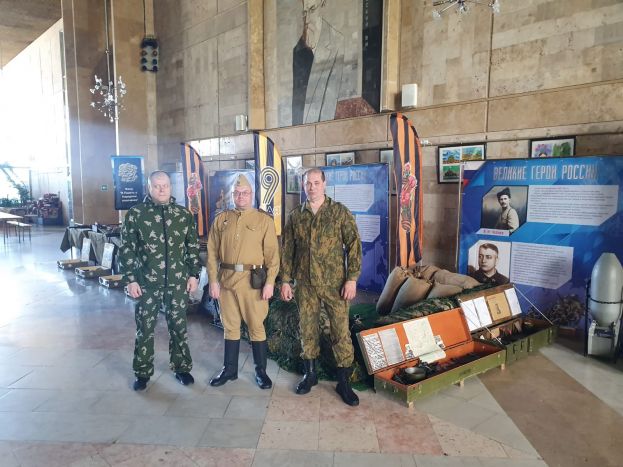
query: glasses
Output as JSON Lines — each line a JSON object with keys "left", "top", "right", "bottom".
{"left": 233, "top": 191, "right": 251, "bottom": 197}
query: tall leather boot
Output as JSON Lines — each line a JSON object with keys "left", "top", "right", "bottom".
{"left": 295, "top": 359, "right": 318, "bottom": 395}
{"left": 335, "top": 367, "right": 359, "bottom": 406}
{"left": 251, "top": 340, "right": 272, "bottom": 389}
{"left": 210, "top": 339, "right": 239, "bottom": 386}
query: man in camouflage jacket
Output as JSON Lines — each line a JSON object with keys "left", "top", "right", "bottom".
{"left": 280, "top": 168, "right": 362, "bottom": 406}
{"left": 119, "top": 171, "right": 202, "bottom": 391}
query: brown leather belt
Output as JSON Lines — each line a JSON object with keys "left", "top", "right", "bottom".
{"left": 220, "top": 263, "right": 263, "bottom": 272}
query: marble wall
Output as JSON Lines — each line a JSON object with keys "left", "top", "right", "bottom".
{"left": 152, "top": 0, "right": 623, "bottom": 270}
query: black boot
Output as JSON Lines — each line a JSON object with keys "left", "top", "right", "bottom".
{"left": 210, "top": 339, "right": 239, "bottom": 386}
{"left": 336, "top": 367, "right": 359, "bottom": 406}
{"left": 295, "top": 359, "right": 318, "bottom": 395}
{"left": 251, "top": 340, "right": 272, "bottom": 389}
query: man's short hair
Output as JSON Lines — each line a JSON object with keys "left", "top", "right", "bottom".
{"left": 148, "top": 170, "right": 170, "bottom": 186}
{"left": 496, "top": 187, "right": 511, "bottom": 199}
{"left": 303, "top": 168, "right": 325, "bottom": 183}
{"left": 479, "top": 243, "right": 499, "bottom": 255}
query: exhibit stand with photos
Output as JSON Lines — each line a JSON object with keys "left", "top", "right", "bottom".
{"left": 457, "top": 155, "right": 623, "bottom": 329}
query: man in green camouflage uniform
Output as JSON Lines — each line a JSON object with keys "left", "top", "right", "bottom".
{"left": 120, "top": 171, "right": 202, "bottom": 391}
{"left": 280, "top": 168, "right": 362, "bottom": 406}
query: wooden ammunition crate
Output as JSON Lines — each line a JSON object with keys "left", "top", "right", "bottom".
{"left": 57, "top": 259, "right": 89, "bottom": 270}
{"left": 99, "top": 274, "right": 125, "bottom": 288}
{"left": 357, "top": 308, "right": 505, "bottom": 407}
{"left": 75, "top": 265, "right": 112, "bottom": 279}
{"left": 459, "top": 284, "right": 557, "bottom": 365}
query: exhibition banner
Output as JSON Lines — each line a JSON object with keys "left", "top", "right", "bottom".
{"left": 321, "top": 163, "right": 390, "bottom": 293}
{"left": 181, "top": 143, "right": 208, "bottom": 237}
{"left": 458, "top": 155, "right": 623, "bottom": 326}
{"left": 390, "top": 113, "right": 423, "bottom": 266}
{"left": 207, "top": 170, "right": 256, "bottom": 228}
{"left": 253, "top": 132, "right": 284, "bottom": 235}
{"left": 111, "top": 155, "right": 144, "bottom": 210}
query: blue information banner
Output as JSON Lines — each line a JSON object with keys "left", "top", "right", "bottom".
{"left": 111, "top": 156, "right": 144, "bottom": 210}
{"left": 321, "top": 163, "right": 390, "bottom": 293}
{"left": 458, "top": 156, "right": 623, "bottom": 327}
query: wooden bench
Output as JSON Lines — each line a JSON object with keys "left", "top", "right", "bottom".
{"left": 6, "top": 221, "right": 32, "bottom": 242}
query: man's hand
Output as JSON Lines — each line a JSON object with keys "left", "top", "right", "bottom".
{"left": 341, "top": 280, "right": 357, "bottom": 301}
{"left": 186, "top": 276, "right": 199, "bottom": 293}
{"left": 209, "top": 282, "right": 220, "bottom": 300}
{"left": 280, "top": 282, "right": 293, "bottom": 301}
{"left": 261, "top": 283, "right": 274, "bottom": 301}
{"left": 127, "top": 282, "right": 142, "bottom": 299}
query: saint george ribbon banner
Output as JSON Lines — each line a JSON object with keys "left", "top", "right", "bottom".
{"left": 390, "top": 113, "right": 423, "bottom": 266}
{"left": 181, "top": 143, "right": 208, "bottom": 237}
{"left": 253, "top": 132, "right": 284, "bottom": 235}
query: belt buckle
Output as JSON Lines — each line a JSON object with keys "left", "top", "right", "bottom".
{"left": 234, "top": 264, "right": 244, "bottom": 272}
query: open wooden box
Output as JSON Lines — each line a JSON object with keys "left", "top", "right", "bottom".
{"left": 76, "top": 243, "right": 114, "bottom": 279}
{"left": 356, "top": 308, "right": 505, "bottom": 407}
{"left": 99, "top": 274, "right": 125, "bottom": 289}
{"left": 459, "top": 284, "right": 557, "bottom": 365}
{"left": 58, "top": 238, "right": 92, "bottom": 269}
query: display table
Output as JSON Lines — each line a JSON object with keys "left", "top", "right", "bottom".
{"left": 0, "top": 212, "right": 23, "bottom": 244}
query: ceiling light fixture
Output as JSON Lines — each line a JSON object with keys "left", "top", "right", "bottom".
{"left": 432, "top": 0, "right": 500, "bottom": 19}
{"left": 90, "top": 0, "right": 127, "bottom": 122}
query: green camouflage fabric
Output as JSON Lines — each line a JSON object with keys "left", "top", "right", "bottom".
{"left": 119, "top": 195, "right": 201, "bottom": 289}
{"left": 297, "top": 284, "right": 354, "bottom": 367}
{"left": 281, "top": 196, "right": 361, "bottom": 286}
{"left": 133, "top": 287, "right": 192, "bottom": 378}
{"left": 119, "top": 195, "right": 201, "bottom": 378}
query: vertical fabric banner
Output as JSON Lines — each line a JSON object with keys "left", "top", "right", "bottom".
{"left": 181, "top": 143, "right": 208, "bottom": 237}
{"left": 390, "top": 113, "right": 423, "bottom": 266}
{"left": 111, "top": 155, "right": 144, "bottom": 210}
{"left": 253, "top": 132, "right": 283, "bottom": 235}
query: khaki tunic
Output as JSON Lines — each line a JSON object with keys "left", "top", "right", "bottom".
{"left": 207, "top": 208, "right": 279, "bottom": 340}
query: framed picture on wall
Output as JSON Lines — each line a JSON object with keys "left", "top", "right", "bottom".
{"left": 438, "top": 144, "right": 486, "bottom": 183}
{"left": 530, "top": 137, "right": 575, "bottom": 158}
{"left": 286, "top": 156, "right": 303, "bottom": 194}
{"left": 380, "top": 149, "right": 396, "bottom": 194}
{"left": 326, "top": 152, "right": 355, "bottom": 166}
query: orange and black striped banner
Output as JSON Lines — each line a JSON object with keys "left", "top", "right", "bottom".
{"left": 253, "top": 132, "right": 283, "bottom": 235}
{"left": 390, "top": 113, "right": 423, "bottom": 266}
{"left": 181, "top": 143, "right": 208, "bottom": 237}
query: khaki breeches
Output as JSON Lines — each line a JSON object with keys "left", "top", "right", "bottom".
{"left": 219, "top": 285, "right": 269, "bottom": 341}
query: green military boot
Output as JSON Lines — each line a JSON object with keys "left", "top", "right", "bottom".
{"left": 336, "top": 367, "right": 359, "bottom": 406}
{"left": 210, "top": 339, "right": 239, "bottom": 386}
{"left": 295, "top": 359, "right": 318, "bottom": 394}
{"left": 251, "top": 340, "right": 272, "bottom": 389}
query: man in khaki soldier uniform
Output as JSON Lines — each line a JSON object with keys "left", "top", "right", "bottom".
{"left": 280, "top": 168, "right": 362, "bottom": 406}
{"left": 207, "top": 174, "right": 279, "bottom": 389}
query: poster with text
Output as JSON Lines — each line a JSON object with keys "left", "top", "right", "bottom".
{"left": 458, "top": 155, "right": 623, "bottom": 327}
{"left": 111, "top": 156, "right": 144, "bottom": 210}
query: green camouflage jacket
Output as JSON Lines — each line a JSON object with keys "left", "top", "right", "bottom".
{"left": 281, "top": 196, "right": 361, "bottom": 287}
{"left": 119, "top": 195, "right": 201, "bottom": 289}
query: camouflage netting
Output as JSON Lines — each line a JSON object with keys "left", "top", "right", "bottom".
{"left": 265, "top": 284, "right": 493, "bottom": 385}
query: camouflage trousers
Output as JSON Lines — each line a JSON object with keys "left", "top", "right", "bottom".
{"left": 296, "top": 284, "right": 354, "bottom": 368}
{"left": 133, "top": 286, "right": 193, "bottom": 378}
